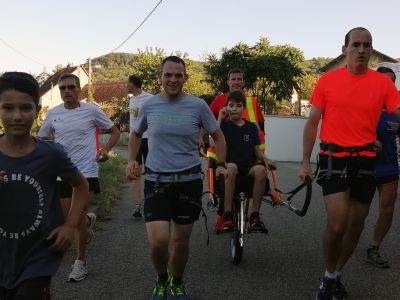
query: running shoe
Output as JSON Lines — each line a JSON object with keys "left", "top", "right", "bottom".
{"left": 367, "top": 246, "right": 390, "bottom": 268}
{"left": 151, "top": 273, "right": 171, "bottom": 300}
{"left": 334, "top": 276, "right": 348, "bottom": 299}
{"left": 249, "top": 214, "right": 267, "bottom": 233}
{"left": 170, "top": 281, "right": 188, "bottom": 300}
{"left": 213, "top": 214, "right": 224, "bottom": 233}
{"left": 132, "top": 207, "right": 143, "bottom": 218}
{"left": 68, "top": 260, "right": 88, "bottom": 282}
{"left": 315, "top": 277, "right": 336, "bottom": 300}
{"left": 221, "top": 219, "right": 234, "bottom": 231}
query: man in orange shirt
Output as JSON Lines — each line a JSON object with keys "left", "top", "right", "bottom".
{"left": 299, "top": 27, "right": 400, "bottom": 300}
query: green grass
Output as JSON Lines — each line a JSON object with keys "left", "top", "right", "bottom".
{"left": 92, "top": 152, "right": 127, "bottom": 219}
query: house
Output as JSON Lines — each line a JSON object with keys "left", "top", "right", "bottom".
{"left": 79, "top": 82, "right": 127, "bottom": 104}
{"left": 39, "top": 66, "right": 93, "bottom": 109}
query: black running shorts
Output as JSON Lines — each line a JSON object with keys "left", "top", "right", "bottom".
{"left": 317, "top": 154, "right": 376, "bottom": 203}
{"left": 57, "top": 177, "right": 100, "bottom": 198}
{"left": 143, "top": 179, "right": 203, "bottom": 224}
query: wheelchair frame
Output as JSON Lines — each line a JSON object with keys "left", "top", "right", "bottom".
{"left": 203, "top": 154, "right": 312, "bottom": 265}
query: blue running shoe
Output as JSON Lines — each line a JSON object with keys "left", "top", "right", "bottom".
{"left": 151, "top": 273, "right": 171, "bottom": 300}
{"left": 170, "top": 282, "right": 188, "bottom": 300}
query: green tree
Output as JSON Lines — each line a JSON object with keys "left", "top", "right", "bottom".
{"left": 205, "top": 37, "right": 304, "bottom": 114}
{"left": 130, "top": 47, "right": 165, "bottom": 93}
{"left": 298, "top": 73, "right": 319, "bottom": 100}
{"left": 53, "top": 64, "right": 63, "bottom": 73}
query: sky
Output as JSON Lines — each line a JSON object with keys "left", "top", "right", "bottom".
{"left": 1, "top": 0, "right": 399, "bottom": 75}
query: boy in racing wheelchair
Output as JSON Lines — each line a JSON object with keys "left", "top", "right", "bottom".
{"left": 214, "top": 91, "right": 275, "bottom": 232}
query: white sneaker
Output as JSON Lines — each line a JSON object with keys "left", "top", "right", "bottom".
{"left": 68, "top": 260, "right": 88, "bottom": 282}
{"left": 86, "top": 212, "right": 97, "bottom": 244}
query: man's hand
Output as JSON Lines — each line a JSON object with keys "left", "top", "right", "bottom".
{"left": 126, "top": 161, "right": 142, "bottom": 180}
{"left": 47, "top": 224, "right": 75, "bottom": 252}
{"left": 298, "top": 161, "right": 313, "bottom": 182}
{"left": 96, "top": 149, "right": 109, "bottom": 162}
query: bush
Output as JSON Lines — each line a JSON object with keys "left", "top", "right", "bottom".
{"left": 92, "top": 152, "right": 127, "bottom": 219}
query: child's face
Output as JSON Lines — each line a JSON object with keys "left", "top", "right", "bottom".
{"left": 226, "top": 101, "right": 244, "bottom": 121}
{"left": 0, "top": 90, "right": 39, "bottom": 137}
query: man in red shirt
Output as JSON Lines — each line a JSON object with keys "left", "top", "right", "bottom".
{"left": 299, "top": 27, "right": 400, "bottom": 300}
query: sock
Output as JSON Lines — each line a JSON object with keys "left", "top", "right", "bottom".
{"left": 157, "top": 272, "right": 169, "bottom": 283}
{"left": 135, "top": 203, "right": 141, "bottom": 210}
{"left": 324, "top": 271, "right": 336, "bottom": 279}
{"left": 172, "top": 275, "right": 182, "bottom": 285}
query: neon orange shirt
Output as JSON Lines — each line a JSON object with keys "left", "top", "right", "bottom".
{"left": 311, "top": 67, "right": 400, "bottom": 153}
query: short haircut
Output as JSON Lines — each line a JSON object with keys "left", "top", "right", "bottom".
{"left": 0, "top": 72, "right": 40, "bottom": 106}
{"left": 377, "top": 66, "right": 396, "bottom": 81}
{"left": 128, "top": 75, "right": 143, "bottom": 88}
{"left": 58, "top": 73, "right": 81, "bottom": 88}
{"left": 344, "top": 27, "right": 372, "bottom": 47}
{"left": 226, "top": 91, "right": 246, "bottom": 106}
{"left": 227, "top": 68, "right": 245, "bottom": 80}
{"left": 160, "top": 56, "right": 186, "bottom": 73}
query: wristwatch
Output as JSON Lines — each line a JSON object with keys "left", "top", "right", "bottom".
{"left": 216, "top": 161, "right": 227, "bottom": 169}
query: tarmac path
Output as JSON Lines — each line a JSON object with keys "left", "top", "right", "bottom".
{"left": 52, "top": 146, "right": 400, "bottom": 299}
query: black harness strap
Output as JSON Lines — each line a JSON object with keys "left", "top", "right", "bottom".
{"left": 319, "top": 142, "right": 377, "bottom": 179}
{"left": 144, "top": 169, "right": 211, "bottom": 246}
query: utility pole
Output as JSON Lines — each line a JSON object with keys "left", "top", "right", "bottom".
{"left": 87, "top": 58, "right": 94, "bottom": 103}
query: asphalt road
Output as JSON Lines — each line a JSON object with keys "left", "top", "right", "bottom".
{"left": 52, "top": 147, "right": 400, "bottom": 299}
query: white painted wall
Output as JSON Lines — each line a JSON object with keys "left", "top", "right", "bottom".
{"left": 265, "top": 115, "right": 321, "bottom": 162}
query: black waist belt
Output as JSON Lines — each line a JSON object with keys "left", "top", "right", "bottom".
{"left": 319, "top": 142, "right": 376, "bottom": 180}
{"left": 146, "top": 165, "right": 202, "bottom": 176}
{"left": 320, "top": 142, "right": 376, "bottom": 153}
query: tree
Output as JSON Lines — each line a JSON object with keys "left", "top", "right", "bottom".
{"left": 205, "top": 37, "right": 304, "bottom": 114}
{"left": 301, "top": 57, "right": 332, "bottom": 74}
{"left": 35, "top": 69, "right": 50, "bottom": 85}
{"left": 130, "top": 47, "right": 165, "bottom": 93}
{"left": 53, "top": 64, "right": 63, "bottom": 73}
{"left": 298, "top": 73, "right": 319, "bottom": 101}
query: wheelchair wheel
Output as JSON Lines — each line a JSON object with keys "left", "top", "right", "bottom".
{"left": 230, "top": 230, "right": 243, "bottom": 265}
{"left": 230, "top": 199, "right": 244, "bottom": 265}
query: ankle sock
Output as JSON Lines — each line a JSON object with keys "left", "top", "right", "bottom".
{"left": 324, "top": 271, "right": 336, "bottom": 279}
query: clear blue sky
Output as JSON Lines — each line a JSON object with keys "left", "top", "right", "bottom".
{"left": 1, "top": 0, "right": 399, "bottom": 74}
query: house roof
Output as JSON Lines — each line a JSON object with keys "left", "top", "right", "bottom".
{"left": 319, "top": 49, "right": 398, "bottom": 73}
{"left": 79, "top": 82, "right": 127, "bottom": 103}
{"left": 39, "top": 66, "right": 83, "bottom": 97}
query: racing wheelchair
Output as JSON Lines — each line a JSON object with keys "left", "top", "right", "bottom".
{"left": 201, "top": 151, "right": 312, "bottom": 265}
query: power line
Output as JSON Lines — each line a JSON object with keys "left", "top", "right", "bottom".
{"left": 109, "top": 0, "right": 163, "bottom": 53}
{"left": 0, "top": 37, "right": 45, "bottom": 68}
